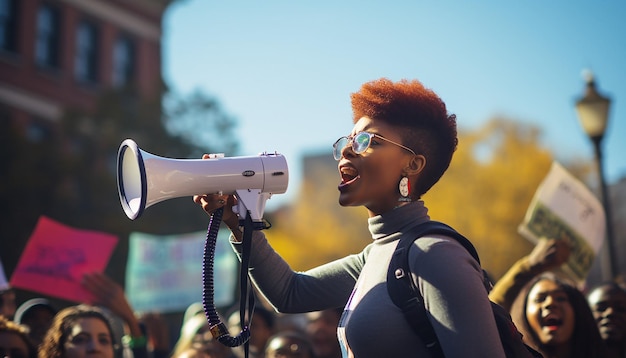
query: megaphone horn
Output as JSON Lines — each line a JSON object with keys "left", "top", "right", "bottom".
{"left": 117, "top": 139, "right": 289, "bottom": 221}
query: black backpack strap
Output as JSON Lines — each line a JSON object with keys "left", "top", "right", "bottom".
{"left": 386, "top": 221, "right": 479, "bottom": 358}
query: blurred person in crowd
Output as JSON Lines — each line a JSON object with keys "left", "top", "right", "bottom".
{"left": 616, "top": 274, "right": 626, "bottom": 290}
{"left": 0, "top": 315, "right": 37, "bottom": 358}
{"left": 13, "top": 298, "right": 57, "bottom": 349}
{"left": 227, "top": 304, "right": 276, "bottom": 358}
{"left": 510, "top": 272, "right": 607, "bottom": 357}
{"left": 587, "top": 281, "right": 626, "bottom": 358}
{"left": 39, "top": 304, "right": 117, "bottom": 358}
{"left": 304, "top": 309, "right": 341, "bottom": 358}
{"left": 264, "top": 331, "right": 315, "bottom": 358}
{"left": 272, "top": 313, "right": 307, "bottom": 335}
{"left": 182, "top": 302, "right": 205, "bottom": 331}
{"left": 137, "top": 312, "right": 171, "bottom": 358}
{"left": 0, "top": 288, "right": 16, "bottom": 320}
{"left": 171, "top": 313, "right": 234, "bottom": 358}
{"left": 174, "top": 346, "right": 212, "bottom": 358}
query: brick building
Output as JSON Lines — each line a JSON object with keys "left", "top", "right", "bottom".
{"left": 0, "top": 0, "right": 170, "bottom": 137}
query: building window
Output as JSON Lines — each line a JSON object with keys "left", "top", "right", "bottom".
{"left": 74, "top": 20, "right": 98, "bottom": 83}
{"left": 35, "top": 3, "right": 60, "bottom": 68}
{"left": 0, "top": 0, "right": 18, "bottom": 53}
{"left": 112, "top": 35, "right": 134, "bottom": 87}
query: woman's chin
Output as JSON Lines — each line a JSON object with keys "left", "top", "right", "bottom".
{"left": 338, "top": 192, "right": 357, "bottom": 207}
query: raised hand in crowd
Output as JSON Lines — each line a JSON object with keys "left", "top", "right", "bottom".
{"left": 527, "top": 237, "right": 571, "bottom": 273}
{"left": 490, "top": 237, "right": 571, "bottom": 311}
{"left": 80, "top": 272, "right": 143, "bottom": 340}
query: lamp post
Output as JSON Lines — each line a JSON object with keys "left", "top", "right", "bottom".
{"left": 574, "top": 70, "right": 617, "bottom": 280}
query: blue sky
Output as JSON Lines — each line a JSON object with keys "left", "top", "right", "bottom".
{"left": 163, "top": 1, "right": 626, "bottom": 209}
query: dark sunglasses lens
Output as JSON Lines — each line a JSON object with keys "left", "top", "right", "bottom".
{"left": 333, "top": 137, "right": 348, "bottom": 160}
{"left": 353, "top": 132, "right": 371, "bottom": 154}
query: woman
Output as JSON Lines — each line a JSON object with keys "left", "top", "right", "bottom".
{"left": 510, "top": 273, "right": 607, "bottom": 357}
{"left": 39, "top": 304, "right": 116, "bottom": 358}
{"left": 195, "top": 78, "right": 504, "bottom": 357}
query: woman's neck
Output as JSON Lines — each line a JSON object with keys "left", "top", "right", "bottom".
{"left": 541, "top": 343, "right": 572, "bottom": 358}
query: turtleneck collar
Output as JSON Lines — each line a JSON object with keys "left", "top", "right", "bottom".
{"left": 367, "top": 201, "right": 430, "bottom": 241}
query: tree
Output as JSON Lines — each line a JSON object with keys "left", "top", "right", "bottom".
{"left": 424, "top": 118, "right": 553, "bottom": 279}
{"left": 425, "top": 118, "right": 593, "bottom": 279}
{"left": 0, "top": 86, "right": 239, "bottom": 282}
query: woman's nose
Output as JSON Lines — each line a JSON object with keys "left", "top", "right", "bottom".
{"left": 85, "top": 338, "right": 99, "bottom": 352}
{"left": 543, "top": 295, "right": 557, "bottom": 308}
{"left": 340, "top": 141, "right": 355, "bottom": 159}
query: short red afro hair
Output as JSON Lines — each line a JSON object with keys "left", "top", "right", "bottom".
{"left": 350, "top": 78, "right": 458, "bottom": 196}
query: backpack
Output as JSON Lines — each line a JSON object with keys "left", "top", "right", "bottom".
{"left": 386, "top": 221, "right": 542, "bottom": 358}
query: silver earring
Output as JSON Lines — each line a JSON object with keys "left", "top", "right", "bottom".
{"left": 398, "top": 176, "right": 412, "bottom": 202}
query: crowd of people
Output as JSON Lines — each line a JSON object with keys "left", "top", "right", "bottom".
{"left": 1, "top": 249, "right": 624, "bottom": 358}
{"left": 2, "top": 77, "right": 626, "bottom": 357}
{"left": 0, "top": 272, "right": 343, "bottom": 358}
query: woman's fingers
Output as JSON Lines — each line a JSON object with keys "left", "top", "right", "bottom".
{"left": 193, "top": 194, "right": 230, "bottom": 214}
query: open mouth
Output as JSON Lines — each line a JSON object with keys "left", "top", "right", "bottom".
{"left": 339, "top": 165, "right": 360, "bottom": 186}
{"left": 542, "top": 316, "right": 563, "bottom": 331}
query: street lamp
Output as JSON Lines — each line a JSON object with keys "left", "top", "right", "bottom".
{"left": 574, "top": 70, "right": 617, "bottom": 280}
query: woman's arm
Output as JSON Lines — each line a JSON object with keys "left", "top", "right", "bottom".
{"left": 230, "top": 230, "right": 367, "bottom": 313}
{"left": 489, "top": 237, "right": 570, "bottom": 311}
{"left": 413, "top": 236, "right": 506, "bottom": 357}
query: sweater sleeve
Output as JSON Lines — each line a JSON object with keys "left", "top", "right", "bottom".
{"left": 230, "top": 230, "right": 366, "bottom": 313}
{"left": 488, "top": 256, "right": 538, "bottom": 312}
{"left": 412, "top": 236, "right": 506, "bottom": 358}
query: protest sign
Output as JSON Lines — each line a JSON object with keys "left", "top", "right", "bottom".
{"left": 10, "top": 216, "right": 118, "bottom": 302}
{"left": 126, "top": 228, "right": 237, "bottom": 313}
{"left": 518, "top": 162, "right": 605, "bottom": 283}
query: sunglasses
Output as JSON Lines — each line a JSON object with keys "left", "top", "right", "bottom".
{"left": 332, "top": 131, "right": 416, "bottom": 161}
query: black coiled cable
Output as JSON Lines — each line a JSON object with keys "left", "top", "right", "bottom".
{"left": 201, "top": 207, "right": 255, "bottom": 357}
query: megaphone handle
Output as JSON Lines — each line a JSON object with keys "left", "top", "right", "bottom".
{"left": 201, "top": 208, "right": 255, "bottom": 356}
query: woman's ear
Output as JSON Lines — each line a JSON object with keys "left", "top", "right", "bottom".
{"left": 405, "top": 154, "right": 426, "bottom": 176}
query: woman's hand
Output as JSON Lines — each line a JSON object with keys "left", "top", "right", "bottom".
{"left": 192, "top": 154, "right": 243, "bottom": 240}
{"left": 527, "top": 237, "right": 571, "bottom": 272}
{"left": 81, "top": 272, "right": 143, "bottom": 338}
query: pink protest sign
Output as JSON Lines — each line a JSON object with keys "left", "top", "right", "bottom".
{"left": 10, "top": 216, "right": 118, "bottom": 303}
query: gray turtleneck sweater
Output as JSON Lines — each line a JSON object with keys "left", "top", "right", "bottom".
{"left": 231, "top": 201, "right": 505, "bottom": 357}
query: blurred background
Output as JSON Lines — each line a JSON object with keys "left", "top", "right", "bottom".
{"left": 1, "top": 0, "right": 625, "bottom": 343}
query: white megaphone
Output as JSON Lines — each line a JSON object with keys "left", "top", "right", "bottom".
{"left": 117, "top": 139, "right": 288, "bottom": 223}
